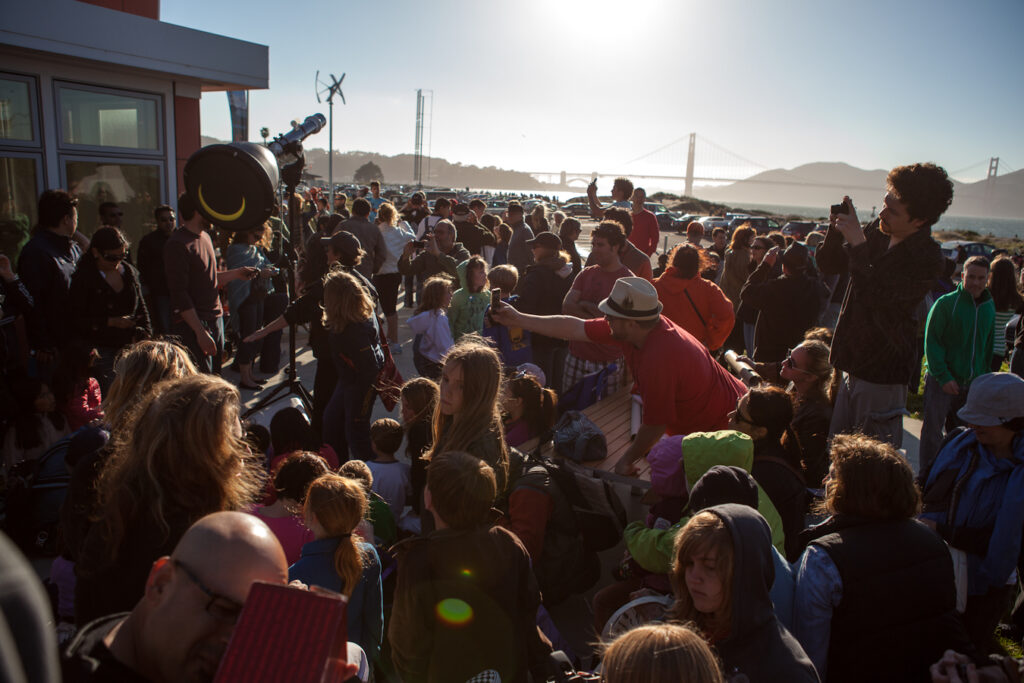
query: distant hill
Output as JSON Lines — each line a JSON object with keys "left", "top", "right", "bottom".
{"left": 198, "top": 137, "right": 544, "bottom": 191}
{"left": 697, "top": 161, "right": 1024, "bottom": 219}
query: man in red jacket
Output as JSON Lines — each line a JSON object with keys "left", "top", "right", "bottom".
{"left": 629, "top": 187, "right": 660, "bottom": 257}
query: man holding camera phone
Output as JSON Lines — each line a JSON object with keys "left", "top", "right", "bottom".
{"left": 816, "top": 163, "right": 953, "bottom": 448}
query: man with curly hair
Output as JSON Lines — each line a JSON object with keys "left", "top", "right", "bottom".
{"left": 817, "top": 163, "right": 953, "bottom": 448}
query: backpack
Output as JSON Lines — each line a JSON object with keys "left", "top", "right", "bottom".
{"left": 552, "top": 411, "right": 607, "bottom": 463}
{"left": 2, "top": 435, "right": 72, "bottom": 556}
{"left": 531, "top": 453, "right": 627, "bottom": 554}
{"left": 559, "top": 362, "right": 617, "bottom": 414}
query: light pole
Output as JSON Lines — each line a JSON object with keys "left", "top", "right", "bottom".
{"left": 260, "top": 127, "right": 269, "bottom": 146}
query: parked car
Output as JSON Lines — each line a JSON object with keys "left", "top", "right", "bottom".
{"left": 700, "top": 216, "right": 730, "bottom": 233}
{"left": 562, "top": 202, "right": 592, "bottom": 217}
{"left": 781, "top": 221, "right": 818, "bottom": 239}
{"left": 728, "top": 216, "right": 781, "bottom": 235}
{"left": 940, "top": 240, "right": 996, "bottom": 262}
{"left": 644, "top": 202, "right": 680, "bottom": 231}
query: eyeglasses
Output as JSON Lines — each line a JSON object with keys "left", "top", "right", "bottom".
{"left": 782, "top": 350, "right": 812, "bottom": 375}
{"left": 173, "top": 559, "right": 244, "bottom": 623}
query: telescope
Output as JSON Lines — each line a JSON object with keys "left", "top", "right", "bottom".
{"left": 183, "top": 114, "right": 326, "bottom": 232}
{"left": 723, "top": 350, "right": 764, "bottom": 387}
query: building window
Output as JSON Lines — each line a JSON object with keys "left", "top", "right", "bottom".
{"left": 56, "top": 83, "right": 161, "bottom": 153}
{"left": 0, "top": 154, "right": 41, "bottom": 263}
{"left": 0, "top": 75, "right": 39, "bottom": 144}
{"left": 63, "top": 158, "right": 162, "bottom": 245}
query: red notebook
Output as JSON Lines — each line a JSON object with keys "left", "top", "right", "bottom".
{"left": 213, "top": 582, "right": 348, "bottom": 683}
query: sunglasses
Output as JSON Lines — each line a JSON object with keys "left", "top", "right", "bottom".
{"left": 101, "top": 251, "right": 126, "bottom": 262}
{"left": 782, "top": 350, "right": 812, "bottom": 375}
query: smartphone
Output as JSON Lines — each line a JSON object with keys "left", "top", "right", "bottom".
{"left": 491, "top": 288, "right": 502, "bottom": 309}
{"left": 830, "top": 200, "right": 849, "bottom": 215}
{"left": 412, "top": 240, "right": 426, "bottom": 249}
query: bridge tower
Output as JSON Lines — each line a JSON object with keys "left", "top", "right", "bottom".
{"left": 684, "top": 132, "right": 696, "bottom": 197}
{"left": 987, "top": 157, "right": 999, "bottom": 180}
{"left": 413, "top": 89, "right": 424, "bottom": 184}
{"left": 560, "top": 170, "right": 567, "bottom": 187}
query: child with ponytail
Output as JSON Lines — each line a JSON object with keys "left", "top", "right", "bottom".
{"left": 290, "top": 473, "right": 383, "bottom": 662}
{"left": 502, "top": 371, "right": 557, "bottom": 448}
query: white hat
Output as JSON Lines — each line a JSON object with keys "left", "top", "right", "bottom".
{"left": 957, "top": 373, "right": 1024, "bottom": 426}
{"left": 597, "top": 277, "right": 663, "bottom": 321}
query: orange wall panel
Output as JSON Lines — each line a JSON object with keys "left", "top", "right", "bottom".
{"left": 174, "top": 95, "right": 201, "bottom": 195}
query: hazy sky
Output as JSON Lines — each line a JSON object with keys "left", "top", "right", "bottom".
{"left": 163, "top": 0, "right": 1024, "bottom": 184}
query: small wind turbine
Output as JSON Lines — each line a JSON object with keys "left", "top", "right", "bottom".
{"left": 316, "top": 71, "right": 346, "bottom": 210}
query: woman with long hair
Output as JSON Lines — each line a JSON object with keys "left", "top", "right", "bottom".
{"left": 797, "top": 434, "right": 974, "bottom": 681}
{"left": 528, "top": 203, "right": 550, "bottom": 234}
{"left": 1, "top": 375, "right": 68, "bottom": 474}
{"left": 226, "top": 223, "right": 278, "bottom": 389}
{"left": 373, "top": 201, "right": 414, "bottom": 347}
{"left": 728, "top": 386, "right": 807, "bottom": 560}
{"left": 558, "top": 217, "right": 583, "bottom": 276}
{"left": 602, "top": 623, "right": 724, "bottom": 683}
{"left": 780, "top": 340, "right": 834, "bottom": 487}
{"left": 430, "top": 337, "right": 510, "bottom": 494}
{"left": 68, "top": 226, "right": 151, "bottom": 391}
{"left": 291, "top": 473, "right": 383, "bottom": 662}
{"left": 654, "top": 243, "right": 735, "bottom": 351}
{"left": 988, "top": 256, "right": 1023, "bottom": 370}
{"left": 321, "top": 269, "right": 384, "bottom": 462}
{"left": 74, "top": 373, "right": 262, "bottom": 624}
{"left": 670, "top": 505, "right": 817, "bottom": 682}
{"left": 400, "top": 377, "right": 439, "bottom": 514}
{"left": 720, "top": 225, "right": 754, "bottom": 312}
{"left": 502, "top": 371, "right": 557, "bottom": 448}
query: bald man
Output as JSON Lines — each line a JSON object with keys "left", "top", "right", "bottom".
{"left": 62, "top": 512, "right": 288, "bottom": 682}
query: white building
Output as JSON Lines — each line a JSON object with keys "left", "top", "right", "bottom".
{"left": 0, "top": 0, "right": 268, "bottom": 254}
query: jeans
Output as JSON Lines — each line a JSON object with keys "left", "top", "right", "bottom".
{"left": 322, "top": 378, "right": 377, "bottom": 463}
{"left": 148, "top": 294, "right": 172, "bottom": 336}
{"left": 259, "top": 293, "right": 287, "bottom": 373}
{"left": 311, "top": 352, "right": 338, "bottom": 435}
{"left": 234, "top": 294, "right": 265, "bottom": 366}
{"left": 918, "top": 373, "right": 968, "bottom": 476}
{"left": 172, "top": 317, "right": 224, "bottom": 375}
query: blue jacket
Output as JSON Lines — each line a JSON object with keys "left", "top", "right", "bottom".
{"left": 922, "top": 429, "right": 1024, "bottom": 595}
{"left": 289, "top": 538, "right": 383, "bottom": 660}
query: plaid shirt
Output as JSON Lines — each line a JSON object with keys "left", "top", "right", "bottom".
{"left": 817, "top": 219, "right": 944, "bottom": 385}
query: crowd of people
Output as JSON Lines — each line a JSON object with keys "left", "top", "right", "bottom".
{"left": 2, "top": 164, "right": 1024, "bottom": 682}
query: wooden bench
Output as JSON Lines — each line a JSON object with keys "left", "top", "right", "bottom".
{"left": 519, "top": 387, "right": 652, "bottom": 489}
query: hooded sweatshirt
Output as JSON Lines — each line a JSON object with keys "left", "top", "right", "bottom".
{"left": 449, "top": 259, "right": 490, "bottom": 341}
{"left": 924, "top": 282, "right": 995, "bottom": 386}
{"left": 705, "top": 504, "right": 819, "bottom": 683}
{"left": 654, "top": 266, "right": 735, "bottom": 350}
{"left": 624, "top": 430, "right": 786, "bottom": 573}
{"left": 516, "top": 254, "right": 575, "bottom": 349}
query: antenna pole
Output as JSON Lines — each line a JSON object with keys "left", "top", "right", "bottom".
{"left": 328, "top": 97, "right": 334, "bottom": 211}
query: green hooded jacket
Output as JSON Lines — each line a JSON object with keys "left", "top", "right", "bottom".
{"left": 623, "top": 430, "right": 786, "bottom": 573}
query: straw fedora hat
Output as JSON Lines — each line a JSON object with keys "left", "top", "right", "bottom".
{"left": 597, "top": 276, "right": 663, "bottom": 321}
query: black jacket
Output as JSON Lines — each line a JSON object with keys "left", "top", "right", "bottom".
{"left": 816, "top": 219, "right": 943, "bottom": 384}
{"left": 802, "top": 515, "right": 974, "bottom": 683}
{"left": 516, "top": 255, "right": 575, "bottom": 350}
{"left": 453, "top": 219, "right": 496, "bottom": 256}
{"left": 68, "top": 261, "right": 151, "bottom": 349}
{"left": 707, "top": 504, "right": 819, "bottom": 683}
{"left": 16, "top": 229, "right": 81, "bottom": 350}
{"left": 740, "top": 261, "right": 823, "bottom": 362}
{"left": 751, "top": 441, "right": 807, "bottom": 562}
{"left": 61, "top": 613, "right": 145, "bottom": 683}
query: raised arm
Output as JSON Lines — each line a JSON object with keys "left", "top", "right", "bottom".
{"left": 489, "top": 304, "right": 590, "bottom": 343}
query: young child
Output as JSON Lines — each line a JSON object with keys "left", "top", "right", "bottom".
{"left": 52, "top": 344, "right": 103, "bottom": 432}
{"left": 400, "top": 377, "right": 438, "bottom": 515}
{"left": 338, "top": 459, "right": 397, "bottom": 547}
{"left": 407, "top": 276, "right": 454, "bottom": 380}
{"left": 388, "top": 451, "right": 553, "bottom": 681}
{"left": 2, "top": 376, "right": 69, "bottom": 474}
{"left": 502, "top": 371, "right": 558, "bottom": 448}
{"left": 449, "top": 256, "right": 491, "bottom": 341}
{"left": 367, "top": 418, "right": 411, "bottom": 522}
{"left": 290, "top": 473, "right": 383, "bottom": 663}
{"left": 251, "top": 451, "right": 328, "bottom": 565}
{"left": 481, "top": 264, "right": 533, "bottom": 368}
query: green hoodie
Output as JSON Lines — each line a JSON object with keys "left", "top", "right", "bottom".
{"left": 623, "top": 430, "right": 786, "bottom": 574}
{"left": 924, "top": 283, "right": 995, "bottom": 386}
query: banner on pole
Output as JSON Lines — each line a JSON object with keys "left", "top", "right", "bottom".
{"left": 227, "top": 90, "right": 249, "bottom": 142}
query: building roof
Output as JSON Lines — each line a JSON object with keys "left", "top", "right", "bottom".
{"left": 0, "top": 0, "right": 268, "bottom": 91}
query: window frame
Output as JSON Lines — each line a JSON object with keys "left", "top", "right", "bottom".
{"left": 0, "top": 71, "right": 42, "bottom": 149}
{"left": 54, "top": 80, "right": 165, "bottom": 157}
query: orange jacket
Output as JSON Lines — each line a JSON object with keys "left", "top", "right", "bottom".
{"left": 654, "top": 267, "right": 735, "bottom": 350}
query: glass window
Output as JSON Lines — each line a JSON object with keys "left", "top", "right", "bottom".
{"left": 58, "top": 85, "right": 160, "bottom": 152}
{"left": 0, "top": 77, "right": 35, "bottom": 143}
{"left": 65, "top": 159, "right": 161, "bottom": 246}
{"left": 0, "top": 155, "right": 39, "bottom": 264}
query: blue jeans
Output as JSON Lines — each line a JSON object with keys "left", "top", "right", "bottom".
{"left": 322, "top": 378, "right": 377, "bottom": 463}
{"left": 918, "top": 372, "right": 968, "bottom": 476}
{"left": 172, "top": 317, "right": 224, "bottom": 375}
{"left": 234, "top": 294, "right": 265, "bottom": 366}
{"left": 258, "top": 293, "right": 287, "bottom": 373}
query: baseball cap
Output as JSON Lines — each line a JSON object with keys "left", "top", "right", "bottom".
{"left": 321, "top": 230, "right": 362, "bottom": 259}
{"left": 525, "top": 232, "right": 561, "bottom": 250}
{"left": 957, "top": 373, "right": 1024, "bottom": 426}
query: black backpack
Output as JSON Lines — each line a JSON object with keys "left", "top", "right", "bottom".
{"left": 2, "top": 435, "right": 72, "bottom": 556}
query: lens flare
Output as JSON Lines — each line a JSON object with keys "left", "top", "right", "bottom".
{"left": 435, "top": 598, "right": 473, "bottom": 626}
{"left": 460, "top": 568, "right": 473, "bottom": 578}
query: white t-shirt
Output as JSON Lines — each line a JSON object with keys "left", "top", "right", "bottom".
{"left": 367, "top": 459, "right": 411, "bottom": 519}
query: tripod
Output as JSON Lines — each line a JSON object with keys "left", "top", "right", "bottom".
{"left": 243, "top": 161, "right": 314, "bottom": 419}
